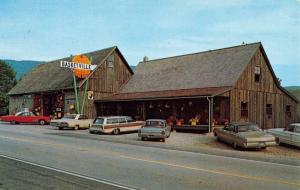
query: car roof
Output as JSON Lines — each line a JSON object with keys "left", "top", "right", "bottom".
{"left": 230, "top": 122, "right": 257, "bottom": 126}
{"left": 290, "top": 123, "right": 300, "bottom": 127}
{"left": 146, "top": 119, "right": 166, "bottom": 122}
{"left": 96, "top": 116, "right": 127, "bottom": 119}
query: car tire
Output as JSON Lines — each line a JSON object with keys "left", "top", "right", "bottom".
{"left": 162, "top": 138, "right": 165, "bottom": 142}
{"left": 74, "top": 125, "right": 79, "bottom": 130}
{"left": 112, "top": 128, "right": 120, "bottom": 135}
{"left": 275, "top": 138, "right": 280, "bottom": 145}
{"left": 58, "top": 127, "right": 63, "bottom": 130}
{"left": 39, "top": 120, "right": 46, "bottom": 125}
{"left": 216, "top": 136, "right": 221, "bottom": 142}
{"left": 141, "top": 137, "right": 145, "bottom": 141}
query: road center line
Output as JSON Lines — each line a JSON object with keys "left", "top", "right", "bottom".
{"left": 0, "top": 154, "right": 140, "bottom": 190}
{"left": 120, "top": 155, "right": 300, "bottom": 187}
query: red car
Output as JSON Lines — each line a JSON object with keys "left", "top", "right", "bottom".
{"left": 0, "top": 111, "right": 50, "bottom": 125}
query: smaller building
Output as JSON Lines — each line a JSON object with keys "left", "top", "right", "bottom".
{"left": 8, "top": 46, "right": 133, "bottom": 119}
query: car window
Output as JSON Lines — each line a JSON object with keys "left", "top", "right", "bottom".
{"left": 63, "top": 115, "right": 76, "bottom": 119}
{"left": 295, "top": 126, "right": 300, "bottom": 133}
{"left": 16, "top": 112, "right": 24, "bottom": 116}
{"left": 79, "top": 115, "right": 88, "bottom": 120}
{"left": 238, "top": 125, "right": 261, "bottom": 132}
{"left": 23, "top": 112, "right": 31, "bottom": 116}
{"left": 107, "top": 118, "right": 119, "bottom": 124}
{"left": 94, "top": 118, "right": 104, "bottom": 124}
{"left": 126, "top": 116, "right": 134, "bottom": 122}
{"left": 145, "top": 121, "right": 165, "bottom": 127}
{"left": 119, "top": 118, "right": 126, "bottom": 123}
{"left": 288, "top": 125, "right": 295, "bottom": 132}
{"left": 228, "top": 125, "right": 235, "bottom": 132}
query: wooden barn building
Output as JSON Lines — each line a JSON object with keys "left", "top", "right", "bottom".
{"left": 8, "top": 42, "right": 298, "bottom": 131}
{"left": 95, "top": 42, "right": 298, "bottom": 131}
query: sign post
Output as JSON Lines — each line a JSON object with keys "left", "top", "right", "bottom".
{"left": 61, "top": 55, "right": 96, "bottom": 114}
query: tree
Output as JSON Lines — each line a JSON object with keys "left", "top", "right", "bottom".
{"left": 0, "top": 60, "right": 17, "bottom": 115}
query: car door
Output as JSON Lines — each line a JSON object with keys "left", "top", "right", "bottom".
{"left": 279, "top": 125, "right": 294, "bottom": 145}
{"left": 223, "top": 125, "right": 236, "bottom": 144}
{"left": 290, "top": 125, "right": 300, "bottom": 146}
{"left": 78, "top": 115, "right": 89, "bottom": 128}
{"left": 118, "top": 117, "right": 126, "bottom": 132}
{"left": 14, "top": 112, "right": 25, "bottom": 123}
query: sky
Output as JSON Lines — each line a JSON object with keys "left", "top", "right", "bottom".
{"left": 0, "top": 0, "right": 299, "bottom": 86}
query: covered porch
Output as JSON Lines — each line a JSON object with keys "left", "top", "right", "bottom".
{"left": 95, "top": 95, "right": 230, "bottom": 133}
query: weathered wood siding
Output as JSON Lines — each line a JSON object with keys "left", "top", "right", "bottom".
{"left": 80, "top": 50, "right": 132, "bottom": 118}
{"left": 9, "top": 95, "right": 34, "bottom": 114}
{"left": 230, "top": 48, "right": 297, "bottom": 129}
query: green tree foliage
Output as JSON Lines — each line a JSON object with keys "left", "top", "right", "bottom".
{"left": 0, "top": 60, "right": 17, "bottom": 115}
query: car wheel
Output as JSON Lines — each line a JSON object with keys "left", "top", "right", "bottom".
{"left": 112, "top": 128, "right": 120, "bottom": 135}
{"left": 39, "top": 120, "right": 46, "bottom": 125}
{"left": 74, "top": 125, "right": 79, "bottom": 130}
{"left": 275, "top": 138, "right": 280, "bottom": 145}
{"left": 162, "top": 138, "right": 165, "bottom": 142}
{"left": 216, "top": 136, "right": 221, "bottom": 142}
{"left": 58, "top": 127, "right": 63, "bottom": 130}
{"left": 141, "top": 137, "right": 145, "bottom": 141}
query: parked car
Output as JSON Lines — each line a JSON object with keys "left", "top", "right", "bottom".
{"left": 213, "top": 122, "right": 277, "bottom": 149}
{"left": 267, "top": 123, "right": 300, "bottom": 148}
{"left": 0, "top": 111, "right": 50, "bottom": 125}
{"left": 138, "top": 119, "right": 171, "bottom": 142}
{"left": 50, "top": 114, "right": 93, "bottom": 130}
{"left": 89, "top": 116, "right": 143, "bottom": 135}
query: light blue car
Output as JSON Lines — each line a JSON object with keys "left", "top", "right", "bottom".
{"left": 267, "top": 123, "right": 300, "bottom": 148}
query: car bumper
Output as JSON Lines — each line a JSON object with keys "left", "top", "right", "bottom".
{"left": 52, "top": 123, "right": 69, "bottom": 128}
{"left": 89, "top": 127, "right": 104, "bottom": 133}
{"left": 244, "top": 141, "right": 277, "bottom": 148}
{"left": 138, "top": 132, "right": 166, "bottom": 139}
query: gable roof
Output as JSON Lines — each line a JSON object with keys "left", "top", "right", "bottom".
{"left": 120, "top": 43, "right": 260, "bottom": 94}
{"left": 100, "top": 42, "right": 297, "bottom": 102}
{"left": 9, "top": 46, "right": 133, "bottom": 95}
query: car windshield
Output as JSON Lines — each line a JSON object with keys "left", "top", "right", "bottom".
{"left": 238, "top": 125, "right": 261, "bottom": 132}
{"left": 94, "top": 118, "right": 104, "bottom": 124}
{"left": 62, "top": 115, "right": 76, "bottom": 119}
{"left": 145, "top": 121, "right": 165, "bottom": 127}
{"left": 15, "top": 112, "right": 23, "bottom": 116}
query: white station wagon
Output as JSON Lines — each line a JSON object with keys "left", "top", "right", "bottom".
{"left": 89, "top": 116, "right": 143, "bottom": 135}
{"left": 267, "top": 123, "right": 300, "bottom": 148}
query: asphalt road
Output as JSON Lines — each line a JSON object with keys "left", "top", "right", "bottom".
{"left": 0, "top": 122, "right": 299, "bottom": 190}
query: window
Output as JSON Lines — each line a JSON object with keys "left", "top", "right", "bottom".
{"left": 266, "top": 104, "right": 272, "bottom": 115}
{"left": 286, "top": 105, "right": 291, "bottom": 117}
{"left": 107, "top": 118, "right": 119, "bottom": 124}
{"left": 119, "top": 117, "right": 126, "bottom": 123}
{"left": 126, "top": 116, "right": 134, "bottom": 122}
{"left": 78, "top": 115, "right": 88, "bottom": 120}
{"left": 107, "top": 55, "right": 114, "bottom": 68}
{"left": 241, "top": 102, "right": 248, "bottom": 117}
{"left": 254, "top": 66, "right": 261, "bottom": 82}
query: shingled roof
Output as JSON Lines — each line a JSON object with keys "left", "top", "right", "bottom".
{"left": 120, "top": 43, "right": 260, "bottom": 94}
{"left": 9, "top": 46, "right": 132, "bottom": 95}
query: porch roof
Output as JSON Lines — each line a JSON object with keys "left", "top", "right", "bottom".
{"left": 96, "top": 86, "right": 232, "bottom": 102}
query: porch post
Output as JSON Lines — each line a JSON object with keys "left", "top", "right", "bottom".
{"left": 207, "top": 97, "right": 214, "bottom": 133}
